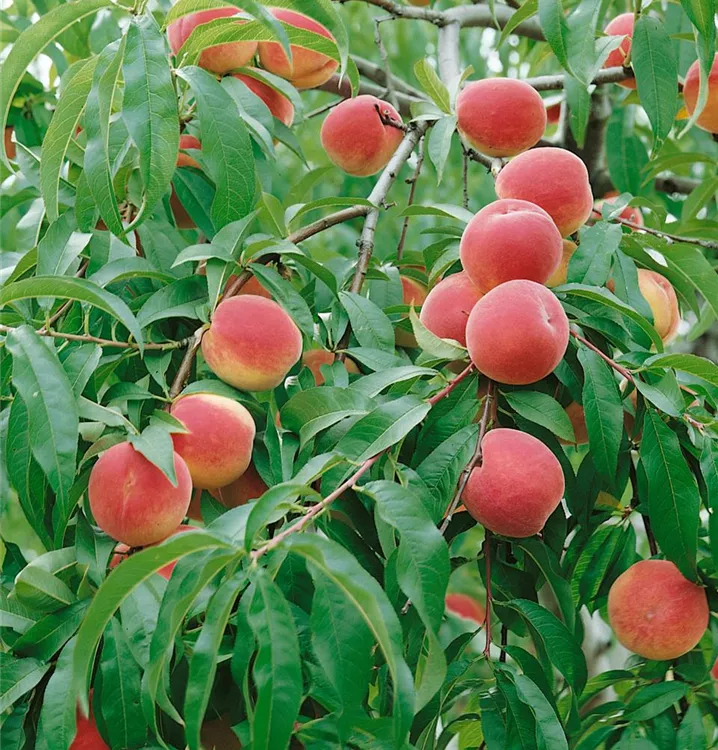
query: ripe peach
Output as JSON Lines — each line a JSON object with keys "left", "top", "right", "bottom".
{"left": 494, "top": 147, "right": 594, "bottom": 236}
{"left": 683, "top": 54, "right": 718, "bottom": 133}
{"left": 302, "top": 348, "right": 359, "bottom": 385}
{"left": 234, "top": 71, "right": 294, "bottom": 127}
{"left": 419, "top": 272, "right": 483, "bottom": 346}
{"left": 465, "top": 280, "right": 569, "bottom": 385}
{"left": 608, "top": 559, "right": 709, "bottom": 660}
{"left": 320, "top": 95, "right": 404, "bottom": 177}
{"left": 457, "top": 79, "right": 547, "bottom": 157}
{"left": 462, "top": 428, "right": 565, "bottom": 537}
{"left": 561, "top": 402, "right": 588, "bottom": 445}
{"left": 257, "top": 9, "right": 338, "bottom": 89}
{"left": 177, "top": 134, "right": 201, "bottom": 169}
{"left": 201, "top": 295, "right": 303, "bottom": 391}
{"left": 446, "top": 593, "right": 485, "bottom": 625}
{"left": 396, "top": 275, "right": 428, "bottom": 348}
{"left": 238, "top": 274, "right": 271, "bottom": 298}
{"left": 89, "top": 443, "right": 192, "bottom": 548}
{"left": 460, "top": 199, "right": 562, "bottom": 293}
{"left": 110, "top": 524, "right": 199, "bottom": 578}
{"left": 170, "top": 393, "right": 256, "bottom": 489}
{"left": 602, "top": 13, "right": 637, "bottom": 89}
{"left": 592, "top": 196, "right": 643, "bottom": 227}
{"left": 167, "top": 7, "right": 257, "bottom": 74}
{"left": 545, "top": 239, "right": 577, "bottom": 287}
{"left": 212, "top": 462, "right": 268, "bottom": 508}
{"left": 546, "top": 101, "right": 561, "bottom": 125}
{"left": 71, "top": 694, "right": 108, "bottom": 750}
{"left": 637, "top": 269, "right": 680, "bottom": 343}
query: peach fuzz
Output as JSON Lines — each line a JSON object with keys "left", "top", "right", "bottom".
{"left": 446, "top": 593, "right": 485, "bottom": 625}
{"left": 89, "top": 442, "right": 192, "bottom": 548}
{"left": 462, "top": 428, "right": 565, "bottom": 537}
{"left": 71, "top": 694, "right": 108, "bottom": 750}
{"left": 637, "top": 269, "right": 680, "bottom": 343}
{"left": 545, "top": 239, "right": 577, "bottom": 287}
{"left": 234, "top": 71, "right": 294, "bottom": 127}
{"left": 466, "top": 280, "right": 569, "bottom": 385}
{"left": 457, "top": 79, "right": 547, "bottom": 157}
{"left": 419, "top": 272, "right": 483, "bottom": 346}
{"left": 258, "top": 9, "right": 338, "bottom": 89}
{"left": 683, "top": 54, "right": 718, "bottom": 133}
{"left": 560, "top": 402, "right": 588, "bottom": 445}
{"left": 170, "top": 393, "right": 255, "bottom": 489}
{"left": 495, "top": 147, "right": 594, "bottom": 237}
{"left": 320, "top": 95, "right": 404, "bottom": 177}
{"left": 602, "top": 13, "right": 637, "bottom": 89}
{"left": 608, "top": 559, "right": 709, "bottom": 660}
{"left": 201, "top": 295, "right": 302, "bottom": 391}
{"left": 212, "top": 462, "right": 268, "bottom": 509}
{"left": 167, "top": 7, "right": 257, "bottom": 75}
{"left": 302, "top": 348, "right": 360, "bottom": 385}
{"left": 460, "top": 199, "right": 562, "bottom": 293}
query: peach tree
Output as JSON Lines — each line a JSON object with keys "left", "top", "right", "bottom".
{"left": 1, "top": 0, "right": 718, "bottom": 747}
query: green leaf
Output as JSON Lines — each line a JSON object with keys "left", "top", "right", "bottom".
{"left": 123, "top": 14, "right": 180, "bottom": 227}
{"left": 246, "top": 570, "right": 303, "bottom": 750}
{"left": 565, "top": 0, "right": 602, "bottom": 85}
{"left": 624, "top": 681, "right": 689, "bottom": 721}
{"left": 409, "top": 307, "right": 467, "bottom": 361}
{"left": 676, "top": 703, "right": 708, "bottom": 750}
{"left": 287, "top": 535, "right": 415, "bottom": 743}
{"left": 642, "top": 353, "right": 718, "bottom": 389}
{"left": 349, "top": 366, "right": 438, "bottom": 398}
{"left": 504, "top": 391, "right": 576, "bottom": 443}
{"left": 7, "top": 327, "right": 79, "bottom": 542}
{"left": 36, "top": 212, "right": 92, "bottom": 281}
{"left": 427, "top": 116, "right": 456, "bottom": 185}
{"left": 606, "top": 110, "right": 649, "bottom": 196}
{"left": 35, "top": 638, "right": 78, "bottom": 750}
{"left": 632, "top": 16, "right": 678, "bottom": 153}
{"left": 339, "top": 291, "right": 395, "bottom": 353}
{"left": 136, "top": 275, "right": 207, "bottom": 328}
{"left": 568, "top": 223, "right": 622, "bottom": 287}
{"left": 0, "top": 0, "right": 115, "bottom": 165}
{"left": 640, "top": 409, "right": 700, "bottom": 579}
{"left": 413, "top": 59, "right": 451, "bottom": 113}
{"left": 498, "top": 0, "right": 538, "bottom": 47}
{"left": 0, "top": 653, "right": 50, "bottom": 713}
{"left": 577, "top": 347, "right": 623, "bottom": 482}
{"left": 538, "top": 0, "right": 570, "bottom": 70}
{"left": 565, "top": 76, "right": 591, "bottom": 148}
{"left": 13, "top": 600, "right": 89, "bottom": 661}
{"left": 661, "top": 243, "right": 718, "bottom": 323}
{"left": 185, "top": 570, "right": 247, "bottom": 750}
{"left": 40, "top": 57, "right": 97, "bottom": 221}
{"left": 176, "top": 66, "right": 256, "bottom": 228}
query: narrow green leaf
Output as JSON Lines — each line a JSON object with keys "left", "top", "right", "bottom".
{"left": 568, "top": 223, "right": 622, "bottom": 287}
{"left": 413, "top": 59, "right": 452, "bottom": 113}
{"left": 504, "top": 391, "right": 576, "bottom": 443}
{"left": 538, "top": 0, "right": 570, "bottom": 70}
{"left": 0, "top": 653, "right": 50, "bottom": 713}
{"left": 340, "top": 291, "right": 395, "bottom": 353}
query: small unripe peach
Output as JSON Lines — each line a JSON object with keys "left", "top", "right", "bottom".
{"left": 495, "top": 147, "right": 594, "bottom": 237}
{"left": 457, "top": 79, "right": 547, "bottom": 157}
{"left": 170, "top": 393, "right": 256, "bottom": 489}
{"left": 212, "top": 462, "right": 268, "bottom": 508}
{"left": 89, "top": 442, "right": 192, "bottom": 547}
{"left": 462, "top": 428, "right": 565, "bottom": 537}
{"left": 608, "top": 559, "right": 709, "bottom": 660}
{"left": 258, "top": 9, "right": 338, "bottom": 89}
{"left": 561, "top": 402, "right": 588, "bottom": 445}
{"left": 683, "top": 54, "right": 718, "bottom": 133}
{"left": 168, "top": 8, "right": 257, "bottom": 75}
{"left": 446, "top": 593, "right": 485, "bottom": 625}
{"left": 637, "top": 269, "right": 680, "bottom": 343}
{"left": 419, "top": 272, "right": 483, "bottom": 346}
{"left": 321, "top": 95, "right": 404, "bottom": 177}
{"left": 202, "top": 295, "right": 303, "bottom": 391}
{"left": 460, "top": 199, "right": 562, "bottom": 293}
{"left": 545, "top": 239, "right": 577, "bottom": 287}
{"left": 465, "top": 280, "right": 569, "bottom": 385}
{"left": 602, "top": 13, "right": 637, "bottom": 89}
{"left": 234, "top": 71, "right": 294, "bottom": 127}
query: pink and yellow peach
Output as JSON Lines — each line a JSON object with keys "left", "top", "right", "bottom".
{"left": 234, "top": 71, "right": 295, "bottom": 127}
{"left": 419, "top": 272, "right": 483, "bottom": 346}
{"left": 608, "top": 559, "right": 709, "bottom": 660}
{"left": 302, "top": 348, "right": 360, "bottom": 385}
{"left": 71, "top": 695, "right": 108, "bottom": 750}
{"left": 602, "top": 13, "right": 637, "bottom": 89}
{"left": 212, "top": 462, "right": 268, "bottom": 509}
{"left": 462, "top": 428, "right": 565, "bottom": 537}
{"left": 202, "top": 295, "right": 303, "bottom": 391}
{"left": 545, "top": 240, "right": 578, "bottom": 288}
{"left": 683, "top": 53, "right": 718, "bottom": 133}
{"left": 89, "top": 442, "right": 192, "bottom": 547}
{"left": 457, "top": 79, "right": 547, "bottom": 157}
{"left": 637, "top": 269, "right": 680, "bottom": 343}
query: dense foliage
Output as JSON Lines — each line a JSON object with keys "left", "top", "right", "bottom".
{"left": 1, "top": 0, "right": 718, "bottom": 747}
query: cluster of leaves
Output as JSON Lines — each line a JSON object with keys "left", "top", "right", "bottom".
{"left": 1, "top": 0, "right": 718, "bottom": 747}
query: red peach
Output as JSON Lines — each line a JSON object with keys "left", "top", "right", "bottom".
{"left": 419, "top": 272, "right": 483, "bottom": 346}
{"left": 546, "top": 101, "right": 562, "bottom": 125}
{"left": 457, "top": 79, "right": 547, "bottom": 157}
{"left": 170, "top": 393, "right": 256, "bottom": 489}
{"left": 172, "top": 134, "right": 202, "bottom": 229}
{"left": 445, "top": 593, "right": 486, "bottom": 625}
{"left": 71, "top": 694, "right": 108, "bottom": 750}
{"left": 396, "top": 275, "right": 429, "bottom": 348}
{"left": 637, "top": 269, "right": 680, "bottom": 343}
{"left": 177, "top": 133, "right": 201, "bottom": 169}
{"left": 257, "top": 9, "right": 338, "bottom": 89}
{"left": 301, "top": 349, "right": 360, "bottom": 385}
{"left": 545, "top": 239, "right": 578, "bottom": 287}
{"left": 89, "top": 443, "right": 192, "bottom": 548}
{"left": 462, "top": 428, "right": 565, "bottom": 537}
{"left": 465, "top": 280, "right": 569, "bottom": 385}
{"left": 495, "top": 148, "right": 594, "bottom": 237}
{"left": 320, "top": 95, "right": 405, "bottom": 177}
{"left": 460, "top": 199, "right": 562, "bottom": 293}
{"left": 608, "top": 559, "right": 709, "bottom": 660}
{"left": 683, "top": 54, "right": 718, "bottom": 133}
{"left": 560, "top": 402, "right": 589, "bottom": 445}
{"left": 602, "top": 13, "right": 637, "bottom": 89}
{"left": 212, "top": 462, "right": 268, "bottom": 508}
{"left": 201, "top": 295, "right": 303, "bottom": 391}
{"left": 238, "top": 274, "right": 272, "bottom": 298}
{"left": 234, "top": 71, "right": 294, "bottom": 127}
{"left": 167, "top": 7, "right": 257, "bottom": 75}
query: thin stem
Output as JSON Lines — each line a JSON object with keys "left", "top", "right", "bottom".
{"left": 374, "top": 17, "right": 400, "bottom": 112}
{"left": 39, "top": 260, "right": 89, "bottom": 334}
{"left": 396, "top": 136, "right": 425, "bottom": 260}
{"left": 483, "top": 532, "right": 493, "bottom": 658}
{"left": 168, "top": 327, "right": 205, "bottom": 399}
{"left": 629, "top": 458, "right": 658, "bottom": 556}
{"left": 462, "top": 144, "right": 469, "bottom": 210}
{"left": 570, "top": 330, "right": 634, "bottom": 382}
{"left": 0, "top": 324, "right": 187, "bottom": 351}
{"left": 466, "top": 148, "right": 504, "bottom": 176}
{"left": 428, "top": 364, "right": 474, "bottom": 406}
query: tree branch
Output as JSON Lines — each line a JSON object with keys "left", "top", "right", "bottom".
{"left": 525, "top": 66, "right": 634, "bottom": 91}
{"left": 428, "top": 364, "right": 474, "bottom": 406}
{"left": 0, "top": 324, "right": 187, "bottom": 351}
{"left": 318, "top": 73, "right": 420, "bottom": 117}
{"left": 396, "top": 136, "right": 425, "bottom": 260}
{"left": 352, "top": 54, "right": 426, "bottom": 99}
